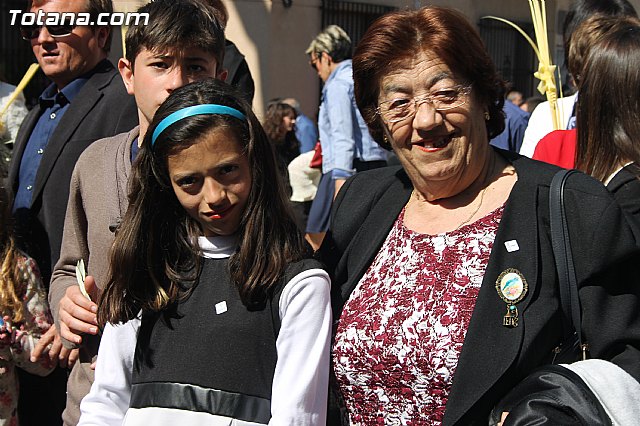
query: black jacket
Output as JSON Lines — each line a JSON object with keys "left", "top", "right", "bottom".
{"left": 320, "top": 149, "right": 640, "bottom": 425}
{"left": 607, "top": 163, "right": 640, "bottom": 236}
{"left": 8, "top": 59, "right": 138, "bottom": 286}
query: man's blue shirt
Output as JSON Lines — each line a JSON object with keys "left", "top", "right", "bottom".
{"left": 490, "top": 100, "right": 530, "bottom": 153}
{"left": 317, "top": 60, "right": 386, "bottom": 179}
{"left": 13, "top": 78, "right": 88, "bottom": 211}
{"left": 295, "top": 113, "right": 318, "bottom": 154}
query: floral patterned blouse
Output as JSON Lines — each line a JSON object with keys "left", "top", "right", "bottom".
{"left": 0, "top": 251, "right": 54, "bottom": 426}
{"left": 333, "top": 205, "right": 504, "bottom": 425}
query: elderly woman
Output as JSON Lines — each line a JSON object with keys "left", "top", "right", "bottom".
{"left": 320, "top": 6, "right": 640, "bottom": 425}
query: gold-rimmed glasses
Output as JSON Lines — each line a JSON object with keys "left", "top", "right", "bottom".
{"left": 377, "top": 84, "right": 472, "bottom": 124}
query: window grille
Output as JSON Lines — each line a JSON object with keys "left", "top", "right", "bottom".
{"left": 478, "top": 19, "right": 537, "bottom": 98}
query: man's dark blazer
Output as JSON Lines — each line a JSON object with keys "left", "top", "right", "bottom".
{"left": 8, "top": 59, "right": 138, "bottom": 287}
{"left": 320, "top": 150, "right": 640, "bottom": 425}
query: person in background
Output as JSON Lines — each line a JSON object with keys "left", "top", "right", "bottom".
{"left": 490, "top": 96, "right": 530, "bottom": 152}
{"left": 9, "top": 0, "right": 138, "bottom": 423}
{"left": 521, "top": 95, "right": 544, "bottom": 113}
{"left": 0, "top": 159, "right": 54, "bottom": 425}
{"left": 519, "top": 0, "right": 637, "bottom": 158}
{"left": 42, "top": 1, "right": 227, "bottom": 424}
{"left": 287, "top": 151, "right": 321, "bottom": 233}
{"left": 282, "top": 97, "right": 318, "bottom": 154}
{"left": 264, "top": 100, "right": 319, "bottom": 232}
{"left": 320, "top": 6, "right": 640, "bottom": 424}
{"left": 78, "top": 79, "right": 330, "bottom": 425}
{"left": 573, "top": 19, "right": 640, "bottom": 230}
{"left": 263, "top": 101, "right": 300, "bottom": 176}
{"left": 532, "top": 15, "right": 640, "bottom": 169}
{"left": 305, "top": 25, "right": 387, "bottom": 250}
{"left": 505, "top": 88, "right": 524, "bottom": 107}
{"left": 205, "top": 0, "right": 255, "bottom": 104}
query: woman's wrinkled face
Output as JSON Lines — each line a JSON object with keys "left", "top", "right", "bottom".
{"left": 168, "top": 127, "right": 251, "bottom": 237}
{"left": 378, "top": 50, "right": 491, "bottom": 195}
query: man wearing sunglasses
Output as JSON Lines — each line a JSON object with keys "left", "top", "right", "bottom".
{"left": 8, "top": 1, "right": 137, "bottom": 425}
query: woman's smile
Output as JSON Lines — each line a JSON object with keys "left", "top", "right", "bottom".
{"left": 411, "top": 133, "right": 455, "bottom": 151}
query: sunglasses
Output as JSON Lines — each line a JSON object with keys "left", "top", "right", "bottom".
{"left": 309, "top": 52, "right": 324, "bottom": 70}
{"left": 20, "top": 23, "right": 76, "bottom": 40}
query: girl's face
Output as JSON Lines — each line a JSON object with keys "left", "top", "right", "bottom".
{"left": 168, "top": 126, "right": 252, "bottom": 237}
{"left": 283, "top": 114, "right": 296, "bottom": 132}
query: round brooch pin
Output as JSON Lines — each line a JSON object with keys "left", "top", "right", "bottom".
{"left": 496, "top": 268, "right": 528, "bottom": 328}
{"left": 496, "top": 269, "right": 528, "bottom": 304}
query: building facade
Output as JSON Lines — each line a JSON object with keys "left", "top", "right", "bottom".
{"left": 4, "top": 0, "right": 640, "bottom": 117}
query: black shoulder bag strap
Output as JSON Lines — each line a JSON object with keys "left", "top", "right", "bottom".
{"left": 549, "top": 169, "right": 588, "bottom": 362}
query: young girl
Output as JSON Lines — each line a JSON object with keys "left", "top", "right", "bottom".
{"left": 0, "top": 163, "right": 54, "bottom": 425}
{"left": 78, "top": 79, "right": 331, "bottom": 425}
{"left": 263, "top": 101, "right": 317, "bottom": 232}
{"left": 263, "top": 101, "right": 300, "bottom": 174}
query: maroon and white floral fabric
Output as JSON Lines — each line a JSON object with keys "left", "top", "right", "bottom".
{"left": 333, "top": 205, "right": 504, "bottom": 425}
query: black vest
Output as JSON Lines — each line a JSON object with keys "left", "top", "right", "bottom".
{"left": 130, "top": 257, "right": 323, "bottom": 423}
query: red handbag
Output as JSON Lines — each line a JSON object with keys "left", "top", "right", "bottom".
{"left": 309, "top": 141, "right": 322, "bottom": 169}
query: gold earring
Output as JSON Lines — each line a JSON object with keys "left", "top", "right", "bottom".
{"left": 484, "top": 111, "right": 490, "bottom": 121}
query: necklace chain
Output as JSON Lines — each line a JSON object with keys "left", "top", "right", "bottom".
{"left": 411, "top": 179, "right": 491, "bottom": 231}
{"left": 453, "top": 184, "right": 488, "bottom": 231}
{"left": 411, "top": 156, "right": 501, "bottom": 231}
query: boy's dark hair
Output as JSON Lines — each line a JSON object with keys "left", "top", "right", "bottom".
{"left": 125, "top": 0, "right": 225, "bottom": 70}
{"left": 98, "top": 79, "right": 306, "bottom": 325}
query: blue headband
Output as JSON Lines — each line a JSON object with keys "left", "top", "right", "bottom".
{"left": 151, "top": 104, "right": 247, "bottom": 146}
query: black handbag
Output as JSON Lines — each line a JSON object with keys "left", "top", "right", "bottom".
{"left": 548, "top": 169, "right": 589, "bottom": 363}
{"left": 488, "top": 169, "right": 610, "bottom": 426}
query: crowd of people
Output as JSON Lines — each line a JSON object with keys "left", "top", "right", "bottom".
{"left": 1, "top": 0, "right": 640, "bottom": 425}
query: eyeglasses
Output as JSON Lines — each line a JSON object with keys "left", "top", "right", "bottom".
{"left": 20, "top": 23, "right": 77, "bottom": 40}
{"left": 309, "top": 57, "right": 319, "bottom": 70}
{"left": 376, "top": 84, "right": 472, "bottom": 124}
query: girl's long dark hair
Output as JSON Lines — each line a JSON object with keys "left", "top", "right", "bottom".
{"left": 263, "top": 102, "right": 300, "bottom": 183}
{"left": 575, "top": 21, "right": 640, "bottom": 181}
{"left": 98, "top": 79, "right": 306, "bottom": 326}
